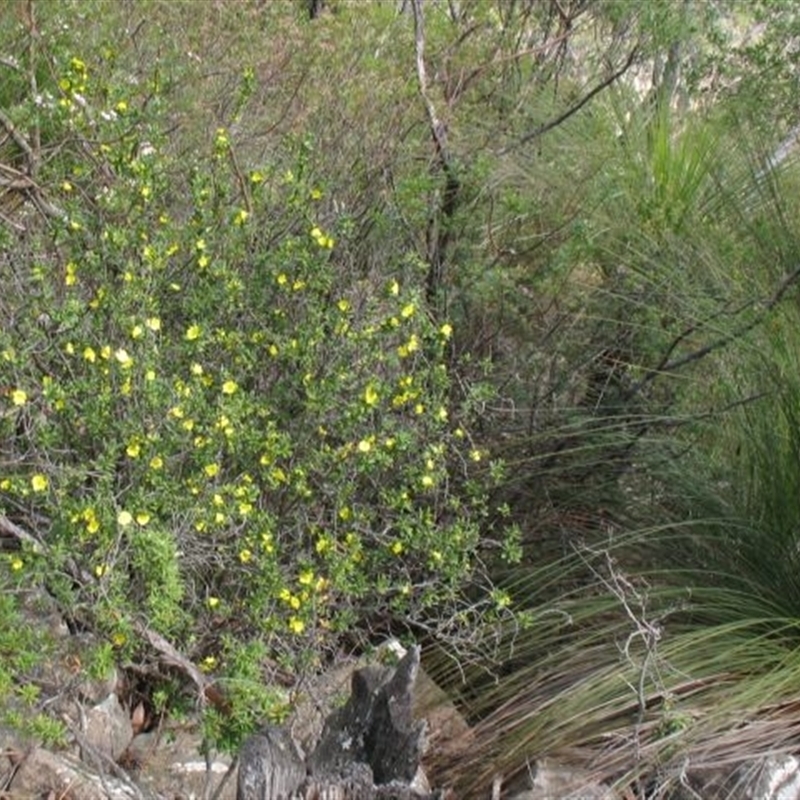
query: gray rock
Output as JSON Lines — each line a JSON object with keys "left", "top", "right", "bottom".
{"left": 743, "top": 755, "right": 800, "bottom": 800}
{"left": 505, "top": 758, "right": 619, "bottom": 800}
{"left": 135, "top": 726, "right": 237, "bottom": 800}
{"left": 83, "top": 693, "right": 133, "bottom": 761}
{"left": 10, "top": 746, "right": 148, "bottom": 800}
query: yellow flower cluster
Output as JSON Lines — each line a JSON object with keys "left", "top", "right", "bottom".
{"left": 310, "top": 226, "right": 335, "bottom": 249}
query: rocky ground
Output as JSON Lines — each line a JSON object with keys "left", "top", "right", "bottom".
{"left": 1, "top": 589, "right": 798, "bottom": 800}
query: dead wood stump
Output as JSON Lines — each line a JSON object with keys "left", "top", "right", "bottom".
{"left": 237, "top": 647, "right": 444, "bottom": 800}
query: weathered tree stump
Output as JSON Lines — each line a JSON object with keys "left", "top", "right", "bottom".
{"left": 237, "top": 647, "right": 445, "bottom": 800}
{"left": 238, "top": 726, "right": 306, "bottom": 800}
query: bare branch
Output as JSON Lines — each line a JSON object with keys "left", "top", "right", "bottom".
{"left": 411, "top": 0, "right": 461, "bottom": 309}
{"left": 412, "top": 0, "right": 450, "bottom": 164}
{"left": 503, "top": 46, "right": 639, "bottom": 154}
{"left": 0, "top": 107, "right": 36, "bottom": 168}
{"left": 131, "top": 621, "right": 230, "bottom": 713}
{"left": 626, "top": 263, "right": 800, "bottom": 400}
{"left": 0, "top": 514, "right": 44, "bottom": 551}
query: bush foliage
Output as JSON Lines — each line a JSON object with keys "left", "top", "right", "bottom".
{"left": 0, "top": 0, "right": 517, "bottom": 749}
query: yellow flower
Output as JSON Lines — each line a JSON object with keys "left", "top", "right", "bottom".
{"left": 398, "top": 335, "right": 419, "bottom": 358}
{"left": 233, "top": 209, "right": 249, "bottom": 226}
{"left": 115, "top": 348, "right": 133, "bottom": 367}
{"left": 357, "top": 438, "right": 372, "bottom": 453}
{"left": 421, "top": 474, "right": 435, "bottom": 488}
{"left": 214, "top": 128, "right": 229, "bottom": 148}
{"left": 185, "top": 324, "right": 201, "bottom": 341}
{"left": 10, "top": 557, "right": 23, "bottom": 571}
{"left": 126, "top": 441, "right": 141, "bottom": 458}
{"left": 363, "top": 385, "right": 379, "bottom": 407}
{"left": 310, "top": 188, "right": 323, "bottom": 200}
{"left": 130, "top": 325, "right": 143, "bottom": 340}
{"left": 315, "top": 536, "right": 332, "bottom": 554}
{"left": 389, "top": 279, "right": 400, "bottom": 296}
{"left": 135, "top": 512, "right": 151, "bottom": 526}
{"left": 112, "top": 632, "right": 127, "bottom": 647}
{"left": 149, "top": 455, "right": 163, "bottom": 470}
{"left": 31, "top": 474, "right": 48, "bottom": 493}
{"left": 440, "top": 323, "right": 453, "bottom": 339}
{"left": 207, "top": 596, "right": 220, "bottom": 609}
{"left": 94, "top": 564, "right": 107, "bottom": 578}
{"left": 145, "top": 317, "right": 161, "bottom": 332}
{"left": 100, "top": 345, "right": 111, "bottom": 360}
{"left": 83, "top": 346, "right": 97, "bottom": 363}
{"left": 298, "top": 569, "right": 314, "bottom": 586}
{"left": 117, "top": 510, "right": 133, "bottom": 527}
{"left": 391, "top": 541, "right": 404, "bottom": 555}
{"left": 337, "top": 298, "right": 350, "bottom": 313}
{"left": 288, "top": 617, "right": 305, "bottom": 635}
{"left": 204, "top": 463, "right": 220, "bottom": 478}
{"left": 470, "top": 449, "right": 482, "bottom": 462}
{"left": 115, "top": 100, "right": 128, "bottom": 113}
{"left": 276, "top": 273, "right": 288, "bottom": 286}
{"left": 201, "top": 655, "right": 217, "bottom": 672}
{"left": 145, "top": 369, "right": 156, "bottom": 381}
{"left": 401, "top": 303, "right": 415, "bottom": 318}
{"left": 221, "top": 380, "right": 238, "bottom": 395}
{"left": 239, "top": 548, "right": 253, "bottom": 564}
{"left": 65, "top": 262, "right": 78, "bottom": 286}
{"left": 11, "top": 389, "right": 27, "bottom": 406}
{"left": 249, "top": 170, "right": 264, "bottom": 184}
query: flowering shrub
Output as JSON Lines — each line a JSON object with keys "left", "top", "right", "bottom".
{"left": 0, "top": 24, "right": 517, "bottom": 750}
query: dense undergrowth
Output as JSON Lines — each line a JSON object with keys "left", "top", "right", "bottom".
{"left": 3, "top": 1, "right": 800, "bottom": 796}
